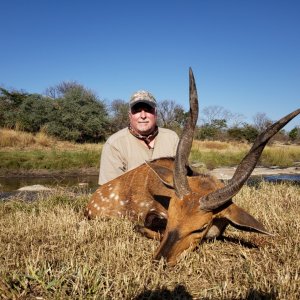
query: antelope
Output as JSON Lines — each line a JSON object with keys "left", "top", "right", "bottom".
{"left": 85, "top": 68, "right": 300, "bottom": 265}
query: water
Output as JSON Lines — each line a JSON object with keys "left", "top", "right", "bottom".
{"left": 261, "top": 174, "right": 300, "bottom": 184}
{"left": 246, "top": 174, "right": 300, "bottom": 187}
{"left": 0, "top": 174, "right": 300, "bottom": 192}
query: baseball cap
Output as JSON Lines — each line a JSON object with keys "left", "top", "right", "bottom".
{"left": 129, "top": 90, "right": 157, "bottom": 108}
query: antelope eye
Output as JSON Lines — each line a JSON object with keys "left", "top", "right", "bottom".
{"left": 191, "top": 224, "right": 208, "bottom": 234}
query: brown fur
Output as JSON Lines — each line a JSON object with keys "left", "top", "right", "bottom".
{"left": 85, "top": 68, "right": 299, "bottom": 265}
{"left": 85, "top": 157, "right": 267, "bottom": 265}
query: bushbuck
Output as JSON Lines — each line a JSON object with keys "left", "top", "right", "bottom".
{"left": 85, "top": 68, "right": 300, "bottom": 265}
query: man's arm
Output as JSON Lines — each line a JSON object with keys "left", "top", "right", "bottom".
{"left": 98, "top": 142, "right": 127, "bottom": 185}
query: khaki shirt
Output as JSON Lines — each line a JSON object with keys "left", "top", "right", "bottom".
{"left": 99, "top": 127, "right": 179, "bottom": 185}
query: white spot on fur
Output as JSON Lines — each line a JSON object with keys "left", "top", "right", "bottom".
{"left": 97, "top": 206, "right": 100, "bottom": 211}
{"left": 88, "top": 210, "right": 92, "bottom": 216}
{"left": 109, "top": 193, "right": 115, "bottom": 199}
{"left": 114, "top": 195, "right": 119, "bottom": 201}
{"left": 120, "top": 200, "right": 125, "bottom": 206}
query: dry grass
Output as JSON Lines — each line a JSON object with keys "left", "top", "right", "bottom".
{"left": 0, "top": 129, "right": 102, "bottom": 152}
{"left": 0, "top": 129, "right": 36, "bottom": 148}
{"left": 1, "top": 129, "right": 299, "bottom": 180}
{"left": 0, "top": 183, "right": 299, "bottom": 299}
{"left": 192, "top": 140, "right": 250, "bottom": 152}
{"left": 261, "top": 145, "right": 300, "bottom": 167}
{"left": 0, "top": 130, "right": 102, "bottom": 174}
{"left": 191, "top": 141, "right": 300, "bottom": 169}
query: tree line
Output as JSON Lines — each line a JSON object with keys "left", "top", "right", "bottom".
{"left": 1, "top": 82, "right": 299, "bottom": 143}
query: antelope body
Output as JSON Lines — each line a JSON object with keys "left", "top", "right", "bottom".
{"left": 86, "top": 69, "right": 300, "bottom": 265}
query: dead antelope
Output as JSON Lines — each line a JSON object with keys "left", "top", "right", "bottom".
{"left": 85, "top": 68, "right": 300, "bottom": 265}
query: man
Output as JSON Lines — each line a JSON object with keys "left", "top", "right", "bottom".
{"left": 99, "top": 90, "right": 179, "bottom": 185}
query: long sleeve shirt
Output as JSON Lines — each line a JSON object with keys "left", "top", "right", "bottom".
{"left": 98, "top": 127, "right": 179, "bottom": 185}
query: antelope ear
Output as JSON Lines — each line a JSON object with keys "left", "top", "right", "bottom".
{"left": 222, "top": 203, "right": 272, "bottom": 235}
{"left": 146, "top": 162, "right": 174, "bottom": 188}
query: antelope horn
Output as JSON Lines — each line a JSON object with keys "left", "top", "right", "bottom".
{"left": 200, "top": 108, "right": 300, "bottom": 211}
{"left": 174, "top": 68, "right": 199, "bottom": 199}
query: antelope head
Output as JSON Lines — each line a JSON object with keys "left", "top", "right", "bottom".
{"left": 147, "top": 68, "right": 300, "bottom": 265}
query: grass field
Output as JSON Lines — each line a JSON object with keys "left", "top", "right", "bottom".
{"left": 1, "top": 129, "right": 300, "bottom": 175}
{"left": 0, "top": 182, "right": 299, "bottom": 299}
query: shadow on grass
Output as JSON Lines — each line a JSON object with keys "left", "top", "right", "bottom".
{"left": 133, "top": 284, "right": 193, "bottom": 300}
{"left": 133, "top": 285, "right": 277, "bottom": 299}
{"left": 245, "top": 288, "right": 278, "bottom": 300}
{"left": 192, "top": 235, "right": 259, "bottom": 255}
{"left": 216, "top": 235, "right": 259, "bottom": 249}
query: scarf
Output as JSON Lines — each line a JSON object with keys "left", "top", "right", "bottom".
{"left": 128, "top": 124, "right": 159, "bottom": 149}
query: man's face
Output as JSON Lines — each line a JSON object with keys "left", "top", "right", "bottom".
{"left": 129, "top": 103, "right": 157, "bottom": 135}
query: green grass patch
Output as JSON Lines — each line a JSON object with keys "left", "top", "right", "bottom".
{"left": 190, "top": 145, "right": 300, "bottom": 169}
{"left": 261, "top": 147, "right": 300, "bottom": 167}
{"left": 0, "top": 150, "right": 100, "bottom": 171}
{"left": 190, "top": 149, "right": 247, "bottom": 169}
{"left": 1, "top": 142, "right": 299, "bottom": 173}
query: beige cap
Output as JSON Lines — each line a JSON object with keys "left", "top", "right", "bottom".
{"left": 129, "top": 90, "right": 157, "bottom": 108}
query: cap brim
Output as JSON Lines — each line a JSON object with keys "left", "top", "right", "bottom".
{"left": 130, "top": 100, "right": 156, "bottom": 108}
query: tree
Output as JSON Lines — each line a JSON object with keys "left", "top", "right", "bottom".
{"left": 195, "top": 118, "right": 228, "bottom": 140}
{"left": 108, "top": 99, "right": 129, "bottom": 133}
{"left": 289, "top": 127, "right": 300, "bottom": 142}
{"left": 44, "top": 82, "right": 109, "bottom": 142}
{"left": 157, "top": 100, "right": 186, "bottom": 132}
{"left": 196, "top": 124, "right": 219, "bottom": 140}
{"left": 44, "top": 86, "right": 58, "bottom": 99}
{"left": 201, "top": 106, "right": 232, "bottom": 125}
{"left": 252, "top": 112, "right": 272, "bottom": 133}
{"left": 45, "top": 81, "right": 83, "bottom": 99}
{"left": 0, "top": 87, "right": 28, "bottom": 129}
{"left": 227, "top": 123, "right": 259, "bottom": 142}
{"left": 17, "top": 94, "right": 54, "bottom": 132}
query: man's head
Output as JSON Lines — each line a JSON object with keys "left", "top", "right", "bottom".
{"left": 129, "top": 90, "right": 157, "bottom": 136}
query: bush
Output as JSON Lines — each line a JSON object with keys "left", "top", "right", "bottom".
{"left": 289, "top": 127, "right": 300, "bottom": 142}
{"left": 0, "top": 88, "right": 28, "bottom": 129}
{"left": 17, "top": 94, "right": 53, "bottom": 132}
{"left": 44, "top": 85, "right": 109, "bottom": 142}
{"left": 227, "top": 124, "right": 258, "bottom": 142}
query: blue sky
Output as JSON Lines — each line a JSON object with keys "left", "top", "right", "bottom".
{"left": 1, "top": 0, "right": 299, "bottom": 129}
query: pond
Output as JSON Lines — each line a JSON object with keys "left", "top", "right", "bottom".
{"left": 1, "top": 174, "right": 300, "bottom": 192}
{"left": 248, "top": 174, "right": 300, "bottom": 187}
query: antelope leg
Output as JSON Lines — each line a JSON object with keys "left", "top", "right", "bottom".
{"left": 133, "top": 224, "right": 163, "bottom": 240}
